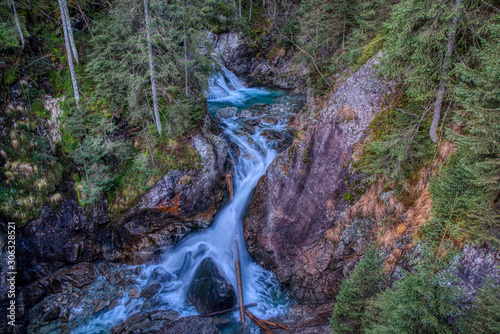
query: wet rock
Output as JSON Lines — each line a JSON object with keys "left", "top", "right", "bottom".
{"left": 111, "top": 309, "right": 180, "bottom": 334}
{"left": 261, "top": 116, "right": 278, "bottom": 125}
{"left": 213, "top": 32, "right": 307, "bottom": 91}
{"left": 93, "top": 299, "right": 110, "bottom": 313}
{"left": 216, "top": 107, "right": 237, "bottom": 118}
{"left": 42, "top": 307, "right": 61, "bottom": 322}
{"left": 141, "top": 283, "right": 162, "bottom": 299}
{"left": 128, "top": 285, "right": 140, "bottom": 299}
{"left": 240, "top": 109, "right": 253, "bottom": 117}
{"left": 187, "top": 257, "right": 236, "bottom": 314}
{"left": 150, "top": 267, "right": 175, "bottom": 283}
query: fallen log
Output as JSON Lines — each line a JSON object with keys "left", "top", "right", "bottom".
{"left": 234, "top": 230, "right": 246, "bottom": 329}
{"left": 259, "top": 318, "right": 288, "bottom": 330}
{"left": 199, "top": 303, "right": 257, "bottom": 318}
{"left": 244, "top": 309, "right": 275, "bottom": 334}
{"left": 226, "top": 173, "right": 233, "bottom": 202}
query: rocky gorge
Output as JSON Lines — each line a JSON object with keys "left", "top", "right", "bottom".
{"left": 1, "top": 31, "right": 499, "bottom": 334}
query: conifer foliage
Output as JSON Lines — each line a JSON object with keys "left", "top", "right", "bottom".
{"left": 330, "top": 247, "right": 385, "bottom": 334}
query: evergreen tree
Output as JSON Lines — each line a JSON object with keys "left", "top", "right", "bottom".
{"left": 430, "top": 14, "right": 500, "bottom": 245}
{"left": 86, "top": 0, "right": 213, "bottom": 136}
{"left": 65, "top": 107, "right": 131, "bottom": 205}
{"left": 363, "top": 247, "right": 461, "bottom": 334}
{"left": 330, "top": 246, "right": 385, "bottom": 334}
{"left": 458, "top": 281, "right": 500, "bottom": 333}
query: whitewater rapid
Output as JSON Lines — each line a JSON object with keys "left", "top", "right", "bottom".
{"left": 72, "top": 71, "right": 292, "bottom": 334}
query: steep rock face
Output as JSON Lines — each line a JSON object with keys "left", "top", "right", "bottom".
{"left": 112, "top": 132, "right": 228, "bottom": 264}
{"left": 244, "top": 56, "right": 389, "bottom": 304}
{"left": 213, "top": 32, "right": 308, "bottom": 90}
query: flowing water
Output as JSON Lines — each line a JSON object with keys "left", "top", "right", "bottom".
{"left": 72, "top": 70, "right": 293, "bottom": 333}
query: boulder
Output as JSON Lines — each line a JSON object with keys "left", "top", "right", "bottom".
{"left": 215, "top": 107, "right": 237, "bottom": 118}
{"left": 141, "top": 283, "right": 162, "bottom": 299}
{"left": 187, "top": 257, "right": 236, "bottom": 314}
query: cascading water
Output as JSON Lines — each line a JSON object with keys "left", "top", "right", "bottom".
{"left": 72, "top": 69, "right": 293, "bottom": 334}
{"left": 207, "top": 63, "right": 246, "bottom": 100}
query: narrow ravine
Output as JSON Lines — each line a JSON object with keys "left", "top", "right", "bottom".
{"left": 71, "top": 70, "right": 300, "bottom": 334}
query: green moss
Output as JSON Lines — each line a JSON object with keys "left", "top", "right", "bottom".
{"left": 3, "top": 67, "right": 17, "bottom": 85}
{"left": 302, "top": 148, "right": 310, "bottom": 164}
{"left": 357, "top": 33, "right": 385, "bottom": 66}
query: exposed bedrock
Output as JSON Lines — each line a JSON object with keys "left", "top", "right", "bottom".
{"left": 212, "top": 32, "right": 308, "bottom": 90}
{"left": 243, "top": 56, "right": 389, "bottom": 304}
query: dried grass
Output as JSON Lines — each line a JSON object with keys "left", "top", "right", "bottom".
{"left": 325, "top": 222, "right": 344, "bottom": 243}
{"left": 438, "top": 141, "right": 456, "bottom": 161}
{"left": 341, "top": 105, "right": 357, "bottom": 121}
{"left": 352, "top": 181, "right": 385, "bottom": 221}
{"left": 384, "top": 248, "right": 403, "bottom": 272}
{"left": 50, "top": 193, "right": 63, "bottom": 204}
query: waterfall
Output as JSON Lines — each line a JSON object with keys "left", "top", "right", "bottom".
{"left": 73, "top": 80, "right": 291, "bottom": 334}
{"left": 207, "top": 63, "right": 246, "bottom": 101}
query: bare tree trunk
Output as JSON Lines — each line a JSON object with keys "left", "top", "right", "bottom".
{"left": 239, "top": 0, "right": 242, "bottom": 17}
{"left": 9, "top": 0, "right": 24, "bottom": 49}
{"left": 342, "top": 20, "right": 345, "bottom": 52}
{"left": 248, "top": 0, "right": 252, "bottom": 22}
{"left": 183, "top": 2, "right": 188, "bottom": 96}
{"left": 58, "top": 0, "right": 79, "bottom": 106}
{"left": 62, "top": 0, "right": 79, "bottom": 64}
{"left": 143, "top": 0, "right": 162, "bottom": 136}
{"left": 430, "top": 0, "right": 461, "bottom": 142}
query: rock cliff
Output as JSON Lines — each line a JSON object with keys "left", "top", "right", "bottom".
{"left": 244, "top": 56, "right": 389, "bottom": 305}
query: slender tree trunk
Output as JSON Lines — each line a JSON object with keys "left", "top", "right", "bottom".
{"left": 183, "top": 2, "right": 188, "bottom": 96}
{"left": 248, "top": 0, "right": 252, "bottom": 22}
{"left": 9, "top": 0, "right": 24, "bottom": 49}
{"left": 58, "top": 0, "right": 79, "bottom": 106}
{"left": 143, "top": 0, "right": 162, "bottom": 136}
{"left": 62, "top": 0, "right": 79, "bottom": 64}
{"left": 239, "top": 0, "right": 241, "bottom": 17}
{"left": 342, "top": 15, "right": 345, "bottom": 52}
{"left": 430, "top": 0, "right": 461, "bottom": 142}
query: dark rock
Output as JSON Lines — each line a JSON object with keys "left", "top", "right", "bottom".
{"left": 111, "top": 309, "right": 180, "bottom": 334}
{"left": 42, "top": 307, "right": 61, "bottom": 322}
{"left": 187, "top": 257, "right": 236, "bottom": 314}
{"left": 159, "top": 316, "right": 221, "bottom": 334}
{"left": 141, "top": 283, "right": 162, "bottom": 299}
{"left": 93, "top": 299, "right": 110, "bottom": 313}
{"left": 150, "top": 267, "right": 175, "bottom": 283}
{"left": 16, "top": 200, "right": 105, "bottom": 285}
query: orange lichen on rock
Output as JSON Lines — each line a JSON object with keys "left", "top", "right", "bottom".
{"left": 158, "top": 193, "right": 181, "bottom": 215}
